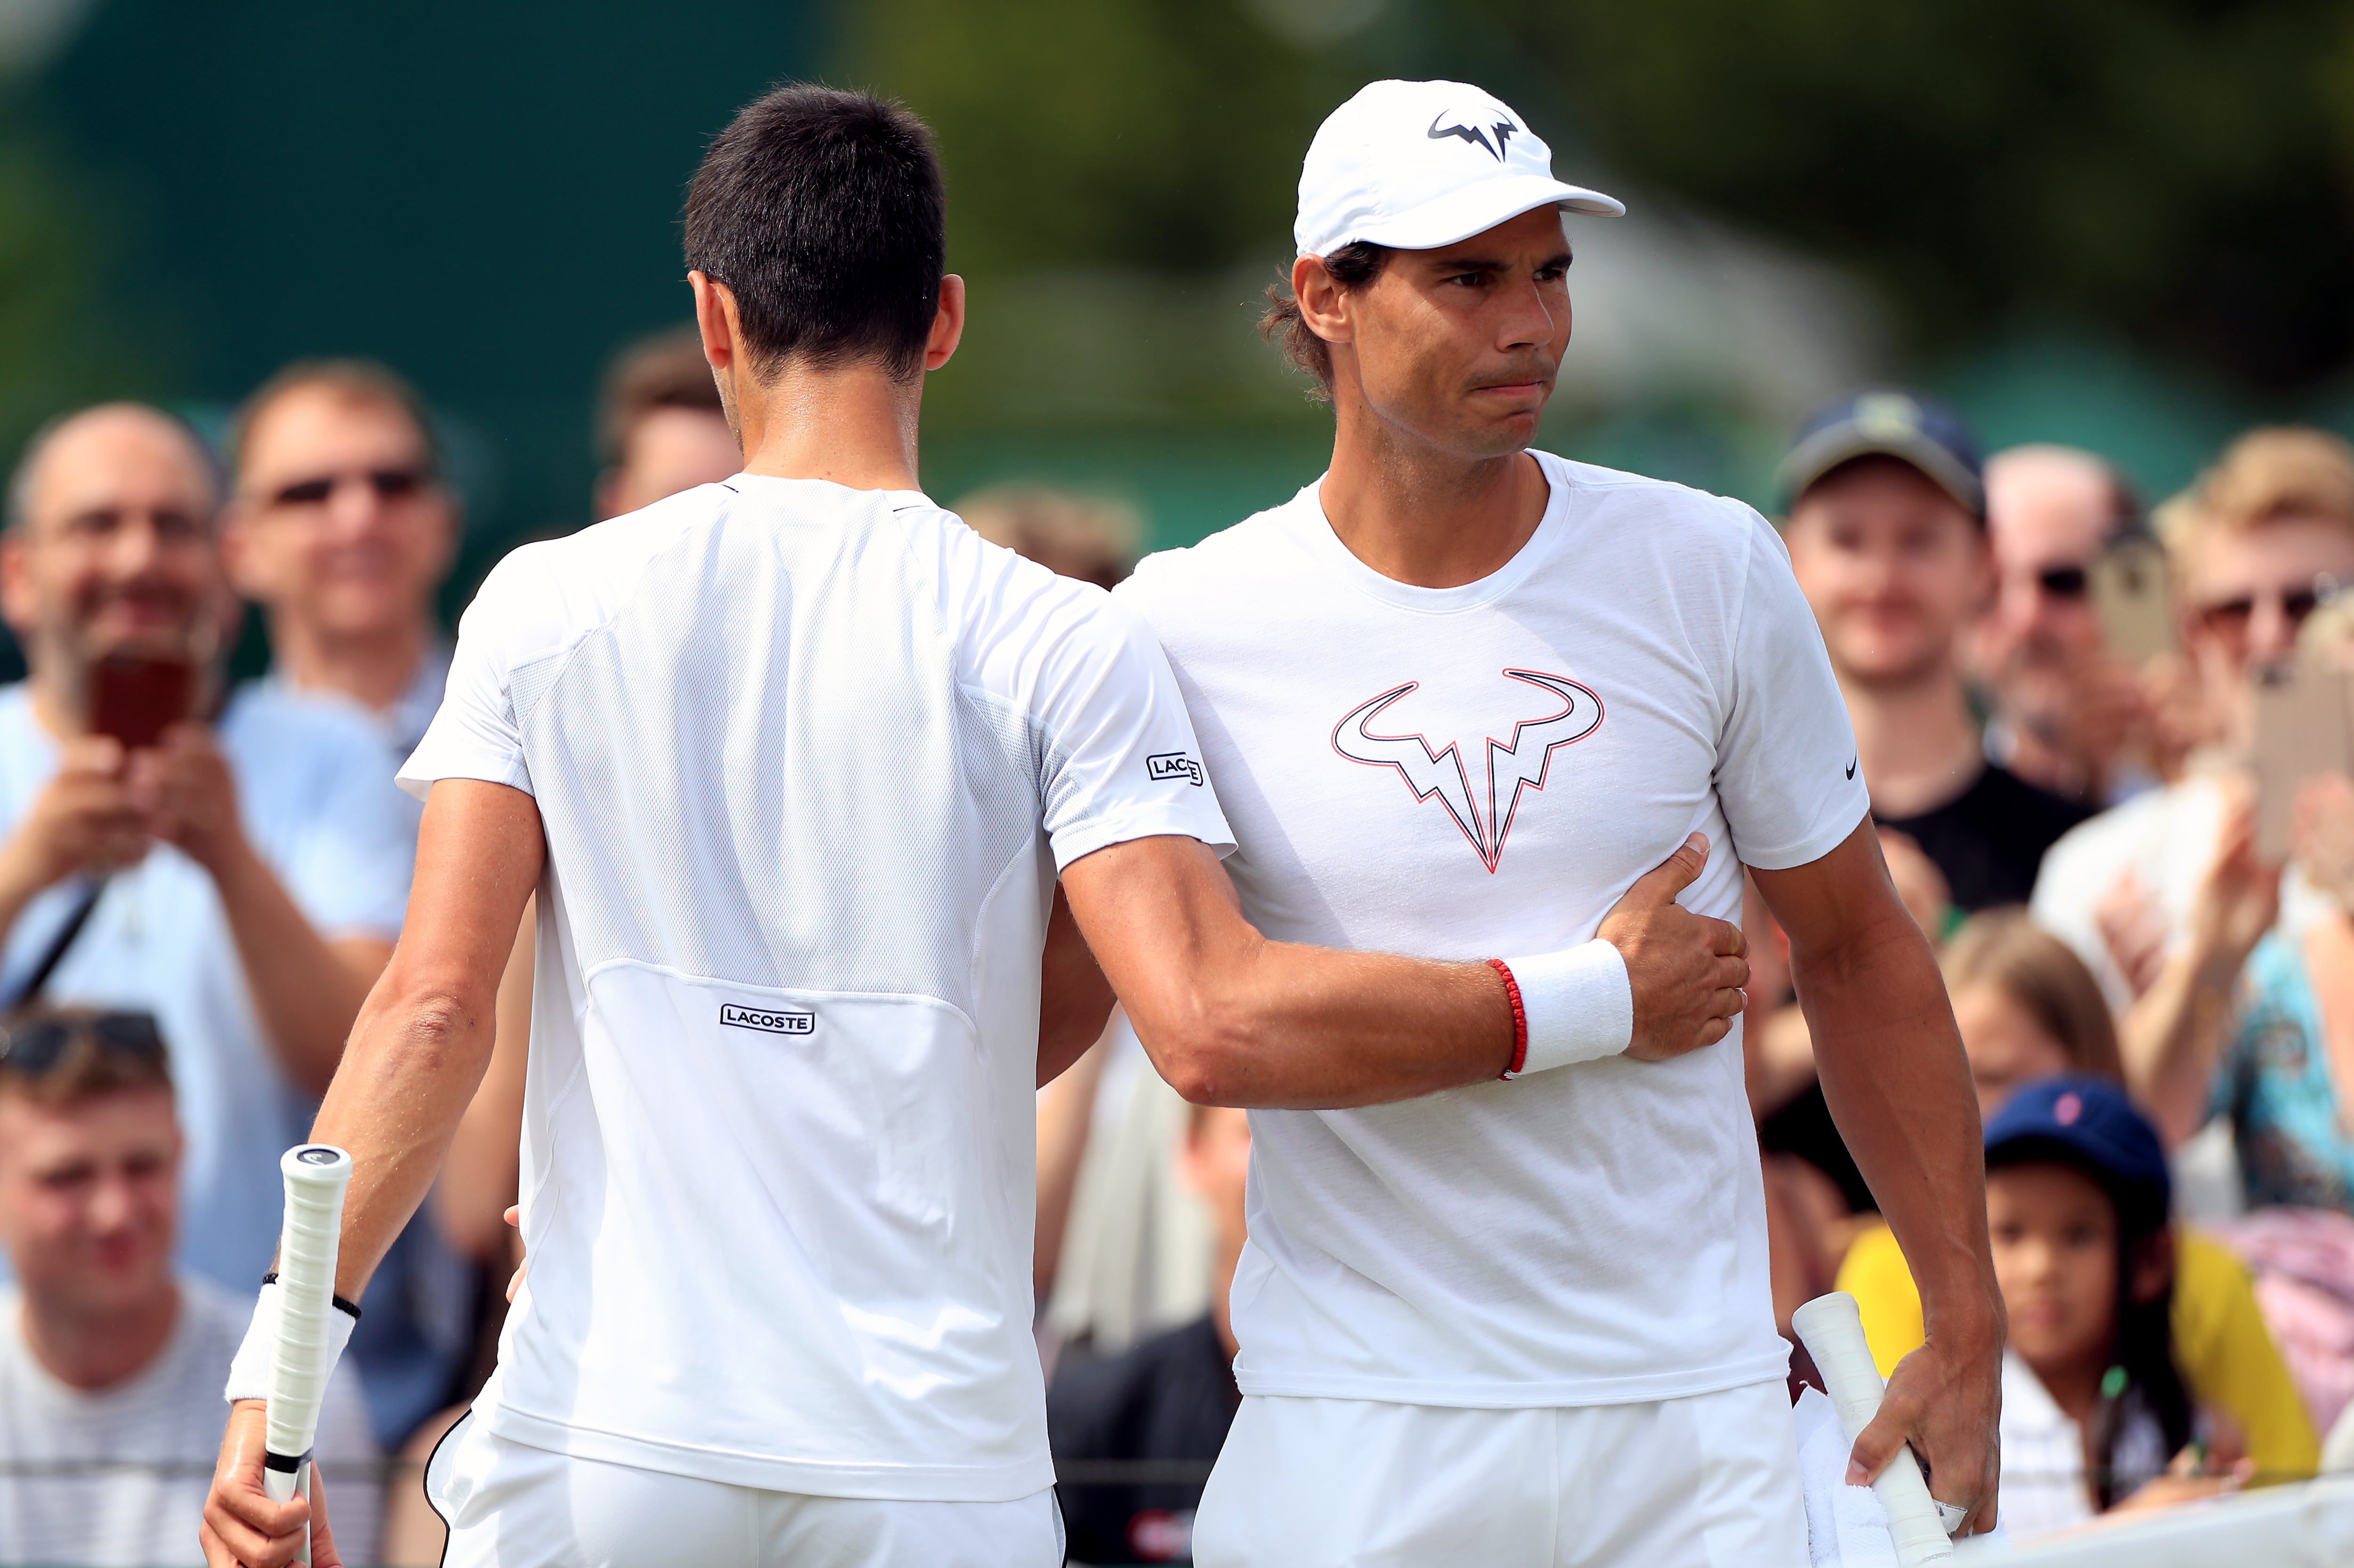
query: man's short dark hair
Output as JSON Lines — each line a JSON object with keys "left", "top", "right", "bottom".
{"left": 685, "top": 85, "right": 946, "bottom": 382}
{"left": 1260, "top": 242, "right": 1391, "bottom": 402}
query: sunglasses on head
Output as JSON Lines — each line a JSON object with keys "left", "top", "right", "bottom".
{"left": 268, "top": 468, "right": 429, "bottom": 508}
{"left": 0, "top": 1011, "right": 166, "bottom": 1079}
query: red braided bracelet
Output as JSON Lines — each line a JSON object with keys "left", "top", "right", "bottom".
{"left": 1486, "top": 957, "right": 1528, "bottom": 1077}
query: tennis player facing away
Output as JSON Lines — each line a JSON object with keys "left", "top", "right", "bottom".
{"left": 199, "top": 87, "right": 1751, "bottom": 1568}
{"left": 1111, "top": 81, "right": 2006, "bottom": 1565}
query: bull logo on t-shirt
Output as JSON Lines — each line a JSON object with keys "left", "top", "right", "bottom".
{"left": 1330, "top": 669, "right": 1603, "bottom": 873}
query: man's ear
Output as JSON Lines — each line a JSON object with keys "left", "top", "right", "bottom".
{"left": 924, "top": 275, "right": 967, "bottom": 373}
{"left": 688, "top": 271, "right": 742, "bottom": 379}
{"left": 0, "top": 531, "right": 36, "bottom": 639}
{"left": 217, "top": 505, "right": 260, "bottom": 596}
{"left": 1292, "top": 255, "right": 1354, "bottom": 349}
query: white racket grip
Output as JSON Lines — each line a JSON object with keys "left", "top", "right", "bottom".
{"left": 264, "top": 1146, "right": 353, "bottom": 1473}
{"left": 1792, "top": 1292, "right": 1954, "bottom": 1567}
{"left": 262, "top": 1455, "right": 312, "bottom": 1565}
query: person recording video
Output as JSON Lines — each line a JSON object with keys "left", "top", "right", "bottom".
{"left": 0, "top": 403, "right": 414, "bottom": 1303}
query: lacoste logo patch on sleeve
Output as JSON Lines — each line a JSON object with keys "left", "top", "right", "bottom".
{"left": 1148, "top": 753, "right": 1204, "bottom": 786}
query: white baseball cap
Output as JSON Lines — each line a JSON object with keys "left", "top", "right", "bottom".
{"left": 1294, "top": 80, "right": 1623, "bottom": 258}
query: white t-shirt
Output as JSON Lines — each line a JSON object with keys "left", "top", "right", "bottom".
{"left": 0, "top": 1278, "right": 378, "bottom": 1568}
{"left": 400, "top": 477, "right": 1232, "bottom": 1500}
{"left": 1994, "top": 1350, "right": 2169, "bottom": 1542}
{"left": 0, "top": 684, "right": 415, "bottom": 1290}
{"left": 1116, "top": 451, "right": 1868, "bottom": 1407}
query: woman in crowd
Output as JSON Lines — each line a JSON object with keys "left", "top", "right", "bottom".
{"left": 1836, "top": 910, "right": 2318, "bottom": 1480}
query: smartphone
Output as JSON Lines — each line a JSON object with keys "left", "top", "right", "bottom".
{"left": 2090, "top": 537, "right": 2176, "bottom": 664}
{"left": 88, "top": 652, "right": 196, "bottom": 751}
{"left": 2249, "top": 657, "right": 2354, "bottom": 861}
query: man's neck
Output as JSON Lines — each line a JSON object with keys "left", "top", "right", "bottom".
{"left": 19, "top": 1280, "right": 179, "bottom": 1392}
{"left": 272, "top": 615, "right": 433, "bottom": 714}
{"left": 1844, "top": 663, "right": 1984, "bottom": 820}
{"left": 734, "top": 361, "right": 925, "bottom": 495}
{"left": 1319, "top": 408, "right": 1548, "bottom": 590}
{"left": 27, "top": 669, "right": 83, "bottom": 743}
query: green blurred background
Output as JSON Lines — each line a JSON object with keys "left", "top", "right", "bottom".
{"left": 4, "top": 0, "right": 2353, "bottom": 677}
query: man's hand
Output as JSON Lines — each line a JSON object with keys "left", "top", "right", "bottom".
{"left": 130, "top": 722, "right": 247, "bottom": 874}
{"left": 0, "top": 735, "right": 148, "bottom": 902}
{"left": 200, "top": 1399, "right": 344, "bottom": 1568}
{"left": 1596, "top": 832, "right": 1749, "bottom": 1061}
{"left": 1846, "top": 1321, "right": 2004, "bottom": 1534}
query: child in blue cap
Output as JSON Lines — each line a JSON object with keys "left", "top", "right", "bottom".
{"left": 1986, "top": 1076, "right": 2252, "bottom": 1538}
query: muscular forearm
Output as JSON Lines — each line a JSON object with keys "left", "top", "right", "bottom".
{"left": 1799, "top": 908, "right": 1999, "bottom": 1342}
{"left": 433, "top": 900, "right": 535, "bottom": 1262}
{"left": 309, "top": 960, "right": 503, "bottom": 1300}
{"left": 2121, "top": 949, "right": 2239, "bottom": 1147}
{"left": 1128, "top": 930, "right": 1513, "bottom": 1109}
{"left": 207, "top": 839, "right": 384, "bottom": 1095}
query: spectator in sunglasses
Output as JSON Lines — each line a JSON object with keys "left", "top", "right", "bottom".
{"left": 0, "top": 1007, "right": 379, "bottom": 1567}
{"left": 1975, "top": 446, "right": 2155, "bottom": 807}
{"left": 2035, "top": 429, "right": 2354, "bottom": 1023}
{"left": 223, "top": 360, "right": 460, "bottom": 767}
{"left": 0, "top": 402, "right": 422, "bottom": 1442}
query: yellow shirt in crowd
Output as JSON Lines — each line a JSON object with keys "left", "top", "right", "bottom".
{"left": 1834, "top": 1222, "right": 2320, "bottom": 1480}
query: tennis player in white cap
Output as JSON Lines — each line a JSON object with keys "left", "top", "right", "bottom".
{"left": 1113, "top": 80, "right": 2004, "bottom": 1565}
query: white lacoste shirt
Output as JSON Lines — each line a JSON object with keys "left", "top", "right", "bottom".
{"left": 401, "top": 477, "right": 1232, "bottom": 1500}
{"left": 1116, "top": 451, "right": 1869, "bottom": 1407}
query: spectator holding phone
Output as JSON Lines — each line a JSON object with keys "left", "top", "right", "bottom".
{"left": 2034, "top": 428, "right": 2354, "bottom": 1015}
{"left": 1975, "top": 445, "right": 2155, "bottom": 807}
{"left": 0, "top": 402, "right": 411, "bottom": 1310}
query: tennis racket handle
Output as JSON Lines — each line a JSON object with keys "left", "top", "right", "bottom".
{"left": 1792, "top": 1292, "right": 1954, "bottom": 1567}
{"left": 262, "top": 1457, "right": 314, "bottom": 1566}
{"left": 265, "top": 1145, "right": 353, "bottom": 1467}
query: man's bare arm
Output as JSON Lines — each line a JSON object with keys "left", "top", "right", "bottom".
{"left": 203, "top": 779, "right": 542, "bottom": 1568}
{"left": 1058, "top": 831, "right": 1744, "bottom": 1109}
{"left": 1038, "top": 883, "right": 1116, "bottom": 1088}
{"left": 304, "top": 780, "right": 545, "bottom": 1299}
{"left": 1753, "top": 819, "right": 2004, "bottom": 1532}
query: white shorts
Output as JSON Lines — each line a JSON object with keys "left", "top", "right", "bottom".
{"left": 424, "top": 1412, "right": 1064, "bottom": 1568}
{"left": 1192, "top": 1380, "right": 1807, "bottom": 1568}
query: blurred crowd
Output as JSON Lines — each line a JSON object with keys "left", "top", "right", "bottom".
{"left": 3, "top": 346, "right": 2354, "bottom": 1565}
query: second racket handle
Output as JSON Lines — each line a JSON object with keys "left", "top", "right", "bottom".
{"left": 1792, "top": 1291, "right": 1954, "bottom": 1567}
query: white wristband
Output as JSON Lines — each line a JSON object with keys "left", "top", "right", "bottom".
{"left": 1498, "top": 939, "right": 1633, "bottom": 1077}
{"left": 223, "top": 1279, "right": 360, "bottom": 1406}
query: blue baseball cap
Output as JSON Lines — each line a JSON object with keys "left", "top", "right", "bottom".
{"left": 1778, "top": 388, "right": 1986, "bottom": 519}
{"left": 1984, "top": 1075, "right": 2170, "bottom": 1230}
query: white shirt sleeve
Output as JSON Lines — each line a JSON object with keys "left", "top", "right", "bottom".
{"left": 399, "top": 556, "right": 536, "bottom": 801}
{"left": 1714, "top": 510, "right": 1872, "bottom": 870}
{"left": 977, "top": 571, "right": 1235, "bottom": 871}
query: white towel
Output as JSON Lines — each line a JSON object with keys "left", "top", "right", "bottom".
{"left": 1795, "top": 1386, "right": 1902, "bottom": 1567}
